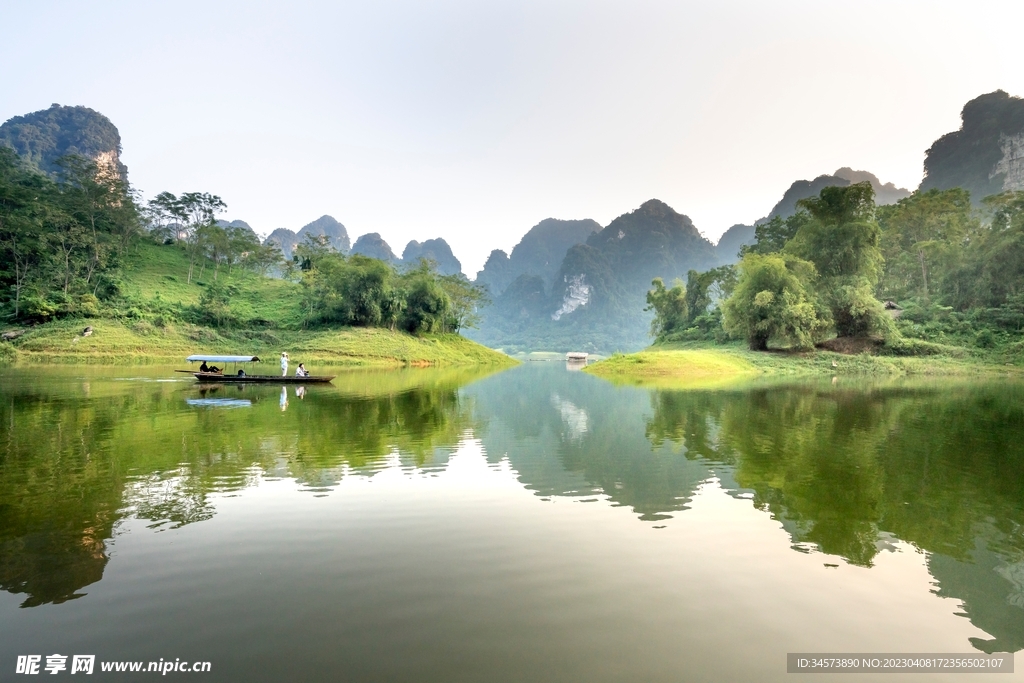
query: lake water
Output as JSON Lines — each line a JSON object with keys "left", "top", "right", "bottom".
{"left": 1, "top": 362, "right": 1023, "bottom": 681}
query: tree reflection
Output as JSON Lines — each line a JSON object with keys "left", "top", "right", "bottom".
{"left": 644, "top": 379, "right": 1024, "bottom": 652}
{"left": 0, "top": 368, "right": 490, "bottom": 607}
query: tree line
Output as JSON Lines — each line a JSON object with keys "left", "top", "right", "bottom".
{"left": 647, "top": 182, "right": 1024, "bottom": 351}
{"left": 0, "top": 148, "right": 486, "bottom": 337}
{"left": 0, "top": 148, "right": 141, "bottom": 319}
{"left": 293, "top": 234, "right": 486, "bottom": 334}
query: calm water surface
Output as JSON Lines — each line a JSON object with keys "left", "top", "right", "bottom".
{"left": 1, "top": 363, "right": 1023, "bottom": 681}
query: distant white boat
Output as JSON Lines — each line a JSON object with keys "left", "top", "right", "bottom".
{"left": 565, "top": 352, "right": 589, "bottom": 361}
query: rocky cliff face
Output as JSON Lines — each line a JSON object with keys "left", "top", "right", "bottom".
{"left": 0, "top": 104, "right": 128, "bottom": 181}
{"left": 470, "top": 199, "right": 714, "bottom": 352}
{"left": 475, "top": 218, "right": 600, "bottom": 295}
{"left": 921, "top": 90, "right": 1024, "bottom": 201}
{"left": 992, "top": 133, "right": 1024, "bottom": 193}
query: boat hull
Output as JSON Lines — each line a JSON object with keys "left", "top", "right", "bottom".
{"left": 192, "top": 372, "right": 335, "bottom": 383}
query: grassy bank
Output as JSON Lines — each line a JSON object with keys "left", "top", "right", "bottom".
{"left": 585, "top": 341, "right": 1023, "bottom": 388}
{"left": 0, "top": 241, "right": 515, "bottom": 368}
{"left": 2, "top": 318, "right": 514, "bottom": 368}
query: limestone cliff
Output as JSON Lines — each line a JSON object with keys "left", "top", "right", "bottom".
{"left": 0, "top": 104, "right": 128, "bottom": 181}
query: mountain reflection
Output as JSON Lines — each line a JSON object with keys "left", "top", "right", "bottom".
{"left": 467, "top": 366, "right": 1024, "bottom": 652}
{"left": 0, "top": 367, "right": 491, "bottom": 607}
{"left": 1, "top": 364, "right": 1022, "bottom": 653}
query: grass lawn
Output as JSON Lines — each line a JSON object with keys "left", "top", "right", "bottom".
{"left": 585, "top": 340, "right": 1023, "bottom": 388}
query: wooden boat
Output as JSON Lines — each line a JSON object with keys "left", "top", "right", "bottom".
{"left": 192, "top": 372, "right": 335, "bottom": 384}
{"left": 182, "top": 354, "right": 335, "bottom": 384}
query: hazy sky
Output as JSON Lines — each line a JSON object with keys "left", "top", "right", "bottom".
{"left": 4, "top": 0, "right": 1024, "bottom": 274}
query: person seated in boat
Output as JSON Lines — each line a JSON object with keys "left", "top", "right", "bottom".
{"left": 209, "top": 365, "right": 221, "bottom": 374}
{"left": 200, "top": 361, "right": 210, "bottom": 372}
{"left": 295, "top": 363, "right": 309, "bottom": 378}
{"left": 237, "top": 369, "right": 246, "bottom": 377}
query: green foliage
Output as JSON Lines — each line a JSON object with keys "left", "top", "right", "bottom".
{"left": 722, "top": 253, "right": 825, "bottom": 351}
{"left": 295, "top": 248, "right": 486, "bottom": 335}
{"left": 744, "top": 213, "right": 808, "bottom": 256}
{"left": 786, "top": 182, "right": 890, "bottom": 338}
{"left": 146, "top": 191, "right": 226, "bottom": 284}
{"left": 877, "top": 188, "right": 975, "bottom": 301}
{"left": 400, "top": 265, "right": 451, "bottom": 333}
{"left": 196, "top": 281, "right": 237, "bottom": 328}
{"left": 645, "top": 278, "right": 688, "bottom": 338}
{"left": 0, "top": 147, "right": 142, "bottom": 321}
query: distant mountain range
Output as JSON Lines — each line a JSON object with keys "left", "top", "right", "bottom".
{"left": 260, "top": 218, "right": 463, "bottom": 275}
{"left": 264, "top": 215, "right": 351, "bottom": 260}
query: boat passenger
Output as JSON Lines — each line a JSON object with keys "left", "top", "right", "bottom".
{"left": 209, "top": 365, "right": 221, "bottom": 374}
{"left": 200, "top": 361, "right": 210, "bottom": 372}
{"left": 296, "top": 363, "right": 309, "bottom": 377}
{"left": 281, "top": 352, "right": 289, "bottom": 377}
{"left": 237, "top": 369, "right": 246, "bottom": 377}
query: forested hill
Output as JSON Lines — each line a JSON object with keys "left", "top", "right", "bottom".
{"left": 922, "top": 90, "right": 1024, "bottom": 202}
{"left": 0, "top": 104, "right": 127, "bottom": 181}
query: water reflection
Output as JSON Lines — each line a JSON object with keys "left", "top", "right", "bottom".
{"left": 0, "top": 366, "right": 492, "bottom": 607}
{"left": 1, "top": 364, "right": 1022, "bottom": 654}
{"left": 643, "top": 380, "right": 1024, "bottom": 653}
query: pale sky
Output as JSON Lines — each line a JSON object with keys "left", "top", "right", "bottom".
{"left": 3, "top": 0, "right": 1023, "bottom": 275}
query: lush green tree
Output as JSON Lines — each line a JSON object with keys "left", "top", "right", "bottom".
{"left": 787, "top": 182, "right": 890, "bottom": 337}
{"left": 745, "top": 212, "right": 811, "bottom": 256}
{"left": 439, "top": 272, "right": 488, "bottom": 332}
{"left": 0, "top": 148, "right": 47, "bottom": 317}
{"left": 146, "top": 191, "right": 225, "bottom": 283}
{"left": 399, "top": 262, "right": 452, "bottom": 333}
{"left": 876, "top": 188, "right": 975, "bottom": 301}
{"left": 722, "top": 253, "right": 824, "bottom": 350}
{"left": 645, "top": 278, "right": 688, "bottom": 339}
{"left": 942, "top": 191, "right": 1024, "bottom": 312}
{"left": 196, "top": 281, "right": 236, "bottom": 327}
{"left": 0, "top": 150, "right": 141, "bottom": 319}
{"left": 684, "top": 266, "right": 736, "bottom": 319}
{"left": 242, "top": 242, "right": 285, "bottom": 277}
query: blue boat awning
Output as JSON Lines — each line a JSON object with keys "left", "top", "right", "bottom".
{"left": 186, "top": 355, "right": 261, "bottom": 363}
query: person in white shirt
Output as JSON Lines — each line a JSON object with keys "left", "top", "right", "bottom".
{"left": 280, "top": 352, "right": 289, "bottom": 377}
{"left": 295, "top": 363, "right": 309, "bottom": 377}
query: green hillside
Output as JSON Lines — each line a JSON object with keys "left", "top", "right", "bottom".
{"left": 2, "top": 241, "right": 512, "bottom": 367}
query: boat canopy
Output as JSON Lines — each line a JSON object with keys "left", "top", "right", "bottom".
{"left": 186, "top": 355, "right": 261, "bottom": 363}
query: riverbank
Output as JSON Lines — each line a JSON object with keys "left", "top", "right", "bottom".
{"left": 584, "top": 341, "right": 1023, "bottom": 388}
{"left": 0, "top": 318, "right": 515, "bottom": 368}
